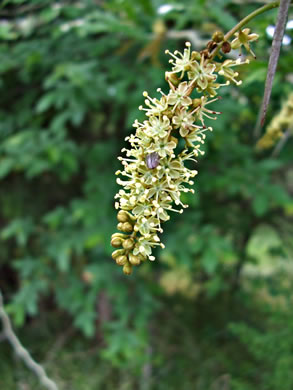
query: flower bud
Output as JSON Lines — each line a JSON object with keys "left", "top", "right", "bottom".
{"left": 116, "top": 255, "right": 128, "bottom": 266}
{"left": 112, "top": 249, "right": 125, "bottom": 260}
{"left": 122, "top": 222, "right": 133, "bottom": 233}
{"left": 118, "top": 222, "right": 135, "bottom": 232}
{"left": 221, "top": 41, "right": 231, "bottom": 54}
{"left": 129, "top": 253, "right": 141, "bottom": 266}
{"left": 212, "top": 31, "right": 224, "bottom": 43}
{"left": 123, "top": 238, "right": 135, "bottom": 250}
{"left": 117, "top": 222, "right": 125, "bottom": 231}
{"left": 112, "top": 232, "right": 129, "bottom": 239}
{"left": 123, "top": 263, "right": 133, "bottom": 275}
{"left": 117, "top": 210, "right": 130, "bottom": 223}
{"left": 111, "top": 237, "right": 123, "bottom": 248}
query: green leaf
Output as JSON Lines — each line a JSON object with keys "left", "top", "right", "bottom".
{"left": 201, "top": 248, "right": 218, "bottom": 274}
{"left": 0, "top": 157, "right": 13, "bottom": 178}
{"left": 252, "top": 194, "right": 269, "bottom": 216}
{"left": 36, "top": 92, "right": 56, "bottom": 113}
{"left": 74, "top": 311, "right": 96, "bottom": 337}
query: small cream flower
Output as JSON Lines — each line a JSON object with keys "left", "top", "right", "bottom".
{"left": 231, "top": 28, "right": 259, "bottom": 57}
{"left": 165, "top": 42, "right": 195, "bottom": 78}
{"left": 187, "top": 55, "right": 217, "bottom": 90}
{"left": 217, "top": 58, "right": 249, "bottom": 85}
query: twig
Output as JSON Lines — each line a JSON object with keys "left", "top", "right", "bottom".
{"left": 0, "top": 289, "right": 59, "bottom": 390}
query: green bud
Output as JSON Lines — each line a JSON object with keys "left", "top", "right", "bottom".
{"left": 117, "top": 210, "right": 136, "bottom": 223}
{"left": 128, "top": 253, "right": 141, "bottom": 266}
{"left": 117, "top": 222, "right": 134, "bottom": 233}
{"left": 123, "top": 263, "right": 133, "bottom": 275}
{"left": 112, "top": 249, "right": 125, "bottom": 260}
{"left": 117, "top": 222, "right": 124, "bottom": 231}
{"left": 117, "top": 210, "right": 129, "bottom": 223}
{"left": 111, "top": 237, "right": 123, "bottom": 248}
{"left": 122, "top": 222, "right": 133, "bottom": 233}
{"left": 112, "top": 232, "right": 129, "bottom": 239}
{"left": 212, "top": 31, "right": 224, "bottom": 43}
{"left": 116, "top": 255, "right": 128, "bottom": 266}
{"left": 123, "top": 238, "right": 135, "bottom": 250}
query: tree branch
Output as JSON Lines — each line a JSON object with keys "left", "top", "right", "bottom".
{"left": 0, "top": 289, "right": 59, "bottom": 390}
{"left": 256, "top": 0, "right": 291, "bottom": 134}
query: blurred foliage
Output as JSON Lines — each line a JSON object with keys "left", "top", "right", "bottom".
{"left": 0, "top": 0, "right": 292, "bottom": 389}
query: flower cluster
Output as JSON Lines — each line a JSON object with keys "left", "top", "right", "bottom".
{"left": 257, "top": 93, "right": 293, "bottom": 150}
{"left": 111, "top": 31, "right": 258, "bottom": 274}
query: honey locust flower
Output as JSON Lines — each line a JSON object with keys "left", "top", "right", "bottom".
{"left": 172, "top": 107, "right": 207, "bottom": 138}
{"left": 187, "top": 55, "right": 217, "bottom": 91}
{"left": 203, "top": 80, "right": 229, "bottom": 97}
{"left": 146, "top": 135, "right": 177, "bottom": 158}
{"left": 111, "top": 37, "right": 258, "bottom": 274}
{"left": 139, "top": 92, "right": 168, "bottom": 117}
{"left": 217, "top": 58, "right": 249, "bottom": 85}
{"left": 231, "top": 28, "right": 259, "bottom": 58}
{"left": 192, "top": 96, "right": 222, "bottom": 127}
{"left": 165, "top": 42, "right": 197, "bottom": 79}
{"left": 146, "top": 115, "right": 171, "bottom": 138}
{"left": 167, "top": 81, "right": 193, "bottom": 109}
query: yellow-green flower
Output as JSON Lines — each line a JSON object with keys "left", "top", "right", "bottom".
{"left": 231, "top": 28, "right": 258, "bottom": 57}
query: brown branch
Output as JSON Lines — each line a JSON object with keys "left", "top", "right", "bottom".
{"left": 256, "top": 0, "right": 291, "bottom": 135}
{"left": 0, "top": 289, "right": 59, "bottom": 390}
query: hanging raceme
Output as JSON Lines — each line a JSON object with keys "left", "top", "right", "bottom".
{"left": 111, "top": 29, "right": 259, "bottom": 275}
